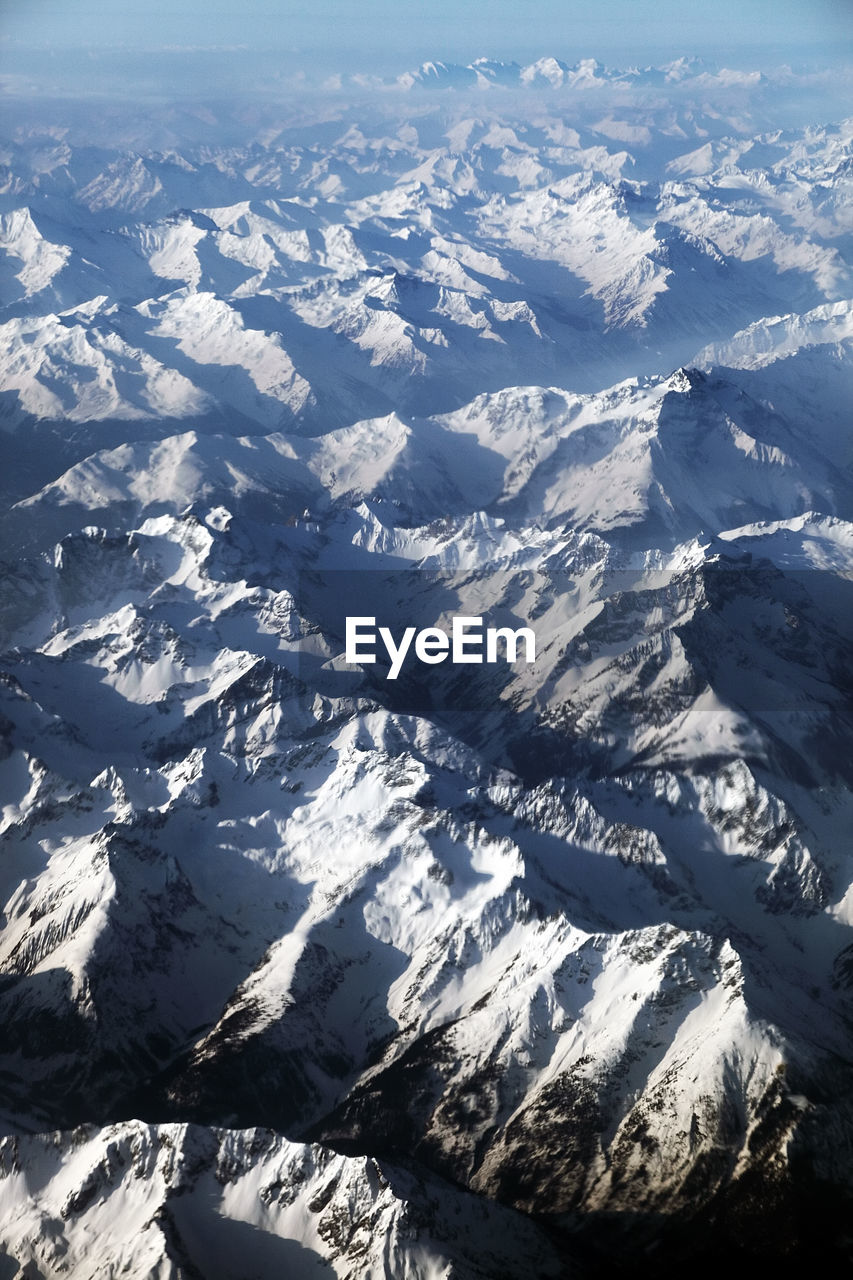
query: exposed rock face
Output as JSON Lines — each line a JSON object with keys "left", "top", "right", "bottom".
{"left": 1, "top": 52, "right": 852, "bottom": 1275}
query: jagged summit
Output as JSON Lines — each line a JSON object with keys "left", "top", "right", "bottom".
{"left": 1, "top": 50, "right": 852, "bottom": 1276}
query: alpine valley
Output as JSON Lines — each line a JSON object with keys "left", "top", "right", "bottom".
{"left": 0, "top": 52, "right": 852, "bottom": 1278}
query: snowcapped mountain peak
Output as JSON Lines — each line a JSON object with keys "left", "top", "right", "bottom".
{"left": 520, "top": 56, "right": 570, "bottom": 87}
{"left": 1, "top": 49, "right": 852, "bottom": 1277}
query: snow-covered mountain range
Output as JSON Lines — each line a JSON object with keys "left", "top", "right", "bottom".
{"left": 1, "top": 55, "right": 852, "bottom": 1275}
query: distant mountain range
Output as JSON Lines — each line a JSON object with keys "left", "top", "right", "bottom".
{"left": 1, "top": 56, "right": 852, "bottom": 1276}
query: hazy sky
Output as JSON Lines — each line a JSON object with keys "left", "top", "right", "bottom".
{"left": 3, "top": 0, "right": 851, "bottom": 57}
{"left": 1, "top": 0, "right": 851, "bottom": 94}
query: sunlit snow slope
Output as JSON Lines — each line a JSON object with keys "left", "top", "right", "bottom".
{"left": 1, "top": 55, "right": 852, "bottom": 1277}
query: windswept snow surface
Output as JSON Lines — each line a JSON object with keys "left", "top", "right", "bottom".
{"left": 1, "top": 55, "right": 852, "bottom": 1276}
